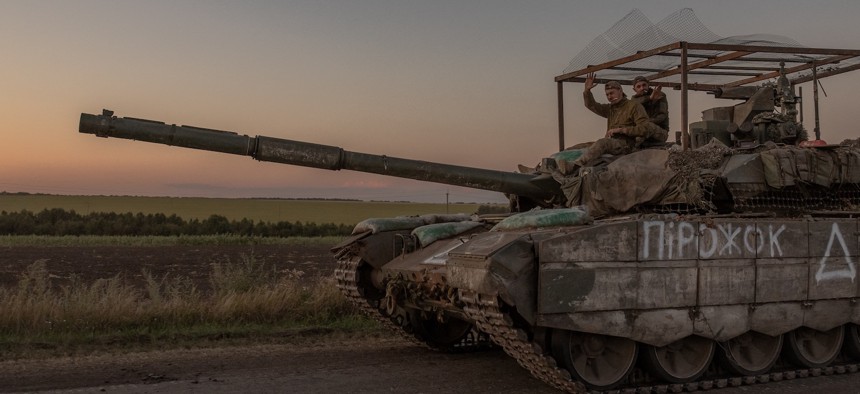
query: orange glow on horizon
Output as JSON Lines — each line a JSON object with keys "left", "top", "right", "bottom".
{"left": 2, "top": 3, "right": 859, "bottom": 203}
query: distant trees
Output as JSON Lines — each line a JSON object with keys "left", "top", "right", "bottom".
{"left": 0, "top": 208, "right": 353, "bottom": 237}
{"left": 476, "top": 204, "right": 509, "bottom": 214}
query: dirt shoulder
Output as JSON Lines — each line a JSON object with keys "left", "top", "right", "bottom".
{"left": 0, "top": 335, "right": 555, "bottom": 394}
{"left": 4, "top": 335, "right": 860, "bottom": 394}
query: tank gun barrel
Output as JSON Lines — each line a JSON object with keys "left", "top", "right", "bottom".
{"left": 79, "top": 110, "right": 557, "bottom": 201}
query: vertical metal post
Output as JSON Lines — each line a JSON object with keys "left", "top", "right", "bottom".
{"left": 680, "top": 42, "right": 690, "bottom": 150}
{"left": 812, "top": 64, "right": 821, "bottom": 140}
{"left": 798, "top": 86, "right": 804, "bottom": 123}
{"left": 557, "top": 81, "right": 565, "bottom": 151}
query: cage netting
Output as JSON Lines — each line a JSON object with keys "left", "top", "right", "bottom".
{"left": 562, "top": 9, "right": 857, "bottom": 86}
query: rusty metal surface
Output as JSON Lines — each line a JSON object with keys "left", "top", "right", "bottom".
{"left": 554, "top": 41, "right": 860, "bottom": 145}
{"left": 530, "top": 216, "right": 860, "bottom": 347}
{"left": 540, "top": 221, "right": 638, "bottom": 262}
{"left": 555, "top": 43, "right": 860, "bottom": 87}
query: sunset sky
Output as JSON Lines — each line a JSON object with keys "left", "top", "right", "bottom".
{"left": 3, "top": 1, "right": 860, "bottom": 203}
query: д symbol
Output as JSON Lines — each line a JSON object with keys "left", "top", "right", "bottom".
{"left": 815, "top": 222, "right": 856, "bottom": 282}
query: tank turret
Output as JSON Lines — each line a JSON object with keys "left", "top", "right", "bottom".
{"left": 80, "top": 108, "right": 860, "bottom": 220}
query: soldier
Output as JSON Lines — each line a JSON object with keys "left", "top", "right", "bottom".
{"left": 632, "top": 76, "right": 669, "bottom": 132}
{"left": 572, "top": 73, "right": 666, "bottom": 168}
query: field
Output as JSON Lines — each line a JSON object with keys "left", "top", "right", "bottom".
{"left": 0, "top": 194, "right": 496, "bottom": 225}
{"left": 0, "top": 194, "right": 492, "bottom": 293}
{"left": 0, "top": 194, "right": 502, "bottom": 307}
{"left": 0, "top": 240, "right": 338, "bottom": 293}
{"left": 1, "top": 194, "right": 482, "bottom": 355}
{"left": 0, "top": 194, "right": 502, "bottom": 358}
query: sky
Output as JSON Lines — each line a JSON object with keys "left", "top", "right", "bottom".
{"left": 2, "top": 0, "right": 860, "bottom": 203}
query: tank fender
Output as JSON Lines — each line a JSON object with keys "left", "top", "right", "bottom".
{"left": 331, "top": 230, "right": 372, "bottom": 255}
{"left": 333, "top": 230, "right": 412, "bottom": 269}
{"left": 447, "top": 232, "right": 539, "bottom": 324}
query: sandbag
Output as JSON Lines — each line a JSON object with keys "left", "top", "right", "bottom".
{"left": 352, "top": 213, "right": 472, "bottom": 235}
{"left": 492, "top": 207, "right": 591, "bottom": 231}
{"left": 352, "top": 217, "right": 427, "bottom": 234}
{"left": 552, "top": 149, "right": 586, "bottom": 175}
{"left": 412, "top": 221, "right": 484, "bottom": 247}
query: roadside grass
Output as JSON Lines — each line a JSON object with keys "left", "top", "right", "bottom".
{"left": 0, "top": 257, "right": 380, "bottom": 360}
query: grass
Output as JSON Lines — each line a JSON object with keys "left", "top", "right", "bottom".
{"left": 0, "top": 194, "right": 491, "bottom": 225}
{"left": 0, "top": 257, "right": 380, "bottom": 360}
{"left": 0, "top": 234, "right": 345, "bottom": 247}
{"left": 0, "top": 193, "right": 500, "bottom": 357}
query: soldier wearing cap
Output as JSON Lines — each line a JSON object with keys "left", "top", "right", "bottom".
{"left": 573, "top": 72, "right": 666, "bottom": 168}
{"left": 632, "top": 75, "right": 669, "bottom": 132}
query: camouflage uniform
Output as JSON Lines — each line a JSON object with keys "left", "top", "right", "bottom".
{"left": 574, "top": 90, "right": 665, "bottom": 167}
{"left": 633, "top": 88, "right": 669, "bottom": 132}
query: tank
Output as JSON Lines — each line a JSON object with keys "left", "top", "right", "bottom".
{"left": 78, "top": 42, "right": 860, "bottom": 393}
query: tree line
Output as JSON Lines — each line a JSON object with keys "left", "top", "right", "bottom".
{"left": 0, "top": 208, "right": 353, "bottom": 237}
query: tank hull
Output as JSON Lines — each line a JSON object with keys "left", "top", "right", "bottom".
{"left": 78, "top": 110, "right": 860, "bottom": 391}
{"left": 341, "top": 212, "right": 860, "bottom": 392}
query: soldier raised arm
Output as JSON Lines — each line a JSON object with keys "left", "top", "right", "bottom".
{"left": 632, "top": 76, "right": 669, "bottom": 133}
{"left": 574, "top": 73, "right": 665, "bottom": 168}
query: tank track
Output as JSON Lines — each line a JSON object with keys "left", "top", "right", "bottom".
{"left": 334, "top": 254, "right": 488, "bottom": 352}
{"left": 459, "top": 289, "right": 860, "bottom": 394}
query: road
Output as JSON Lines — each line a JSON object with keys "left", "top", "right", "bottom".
{"left": 2, "top": 338, "right": 859, "bottom": 393}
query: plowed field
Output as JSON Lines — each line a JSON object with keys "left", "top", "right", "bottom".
{"left": 0, "top": 244, "right": 336, "bottom": 292}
